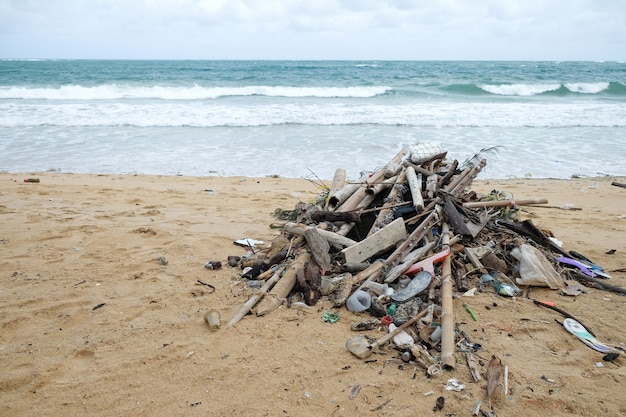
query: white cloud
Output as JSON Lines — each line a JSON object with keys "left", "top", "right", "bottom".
{"left": 0, "top": 0, "right": 623, "bottom": 59}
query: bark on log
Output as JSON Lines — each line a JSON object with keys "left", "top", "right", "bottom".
{"left": 303, "top": 228, "right": 332, "bottom": 272}
{"left": 442, "top": 194, "right": 473, "bottom": 236}
{"left": 327, "top": 170, "right": 369, "bottom": 210}
{"left": 311, "top": 210, "right": 361, "bottom": 223}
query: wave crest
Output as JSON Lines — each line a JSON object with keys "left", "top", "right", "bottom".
{"left": 478, "top": 82, "right": 614, "bottom": 96}
{"left": 0, "top": 84, "right": 391, "bottom": 100}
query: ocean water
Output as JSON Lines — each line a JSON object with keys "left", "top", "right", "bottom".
{"left": 1, "top": 60, "right": 625, "bottom": 180}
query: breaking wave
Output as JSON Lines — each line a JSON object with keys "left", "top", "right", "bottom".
{"left": 0, "top": 84, "right": 391, "bottom": 100}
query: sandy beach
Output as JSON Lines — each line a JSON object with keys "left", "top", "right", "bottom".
{"left": 1, "top": 172, "right": 625, "bottom": 417}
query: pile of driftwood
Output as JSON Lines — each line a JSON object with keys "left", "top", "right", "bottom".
{"left": 225, "top": 143, "right": 622, "bottom": 379}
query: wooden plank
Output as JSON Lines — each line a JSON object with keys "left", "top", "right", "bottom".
{"left": 303, "top": 228, "right": 332, "bottom": 271}
{"left": 341, "top": 217, "right": 407, "bottom": 264}
{"left": 283, "top": 222, "right": 356, "bottom": 249}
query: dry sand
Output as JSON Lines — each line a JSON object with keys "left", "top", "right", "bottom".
{"left": 1, "top": 172, "right": 625, "bottom": 417}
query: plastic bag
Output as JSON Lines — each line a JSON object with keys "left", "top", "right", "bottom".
{"left": 511, "top": 244, "right": 563, "bottom": 289}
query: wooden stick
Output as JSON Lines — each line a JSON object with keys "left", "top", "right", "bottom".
{"left": 367, "top": 169, "right": 407, "bottom": 237}
{"left": 255, "top": 251, "right": 310, "bottom": 316}
{"left": 336, "top": 149, "right": 407, "bottom": 213}
{"left": 364, "top": 174, "right": 398, "bottom": 195}
{"left": 463, "top": 198, "right": 548, "bottom": 209}
{"left": 570, "top": 270, "right": 626, "bottom": 295}
{"left": 440, "top": 223, "right": 456, "bottom": 369}
{"left": 368, "top": 308, "right": 429, "bottom": 351}
{"left": 466, "top": 352, "right": 483, "bottom": 382}
{"left": 227, "top": 266, "right": 285, "bottom": 326}
{"left": 403, "top": 160, "right": 434, "bottom": 176}
{"left": 383, "top": 240, "right": 436, "bottom": 284}
{"left": 504, "top": 365, "right": 509, "bottom": 397}
{"left": 448, "top": 159, "right": 486, "bottom": 195}
{"left": 406, "top": 159, "right": 485, "bottom": 226}
{"left": 406, "top": 165, "right": 425, "bottom": 212}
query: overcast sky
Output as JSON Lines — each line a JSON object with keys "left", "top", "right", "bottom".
{"left": 0, "top": 0, "right": 624, "bottom": 60}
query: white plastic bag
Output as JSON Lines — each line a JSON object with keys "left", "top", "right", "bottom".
{"left": 511, "top": 244, "right": 563, "bottom": 289}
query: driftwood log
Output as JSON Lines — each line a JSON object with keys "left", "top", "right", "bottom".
{"left": 303, "top": 228, "right": 332, "bottom": 272}
{"left": 311, "top": 210, "right": 361, "bottom": 223}
{"left": 255, "top": 251, "right": 311, "bottom": 316}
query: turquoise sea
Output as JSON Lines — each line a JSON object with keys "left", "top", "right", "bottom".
{"left": 1, "top": 60, "right": 625, "bottom": 179}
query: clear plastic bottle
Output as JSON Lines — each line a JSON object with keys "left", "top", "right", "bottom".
{"left": 480, "top": 273, "right": 520, "bottom": 297}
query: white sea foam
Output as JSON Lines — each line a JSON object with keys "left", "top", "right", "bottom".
{"left": 2, "top": 101, "right": 624, "bottom": 128}
{"left": 564, "top": 82, "right": 610, "bottom": 94}
{"left": 0, "top": 85, "right": 391, "bottom": 100}
{"left": 479, "top": 83, "right": 561, "bottom": 96}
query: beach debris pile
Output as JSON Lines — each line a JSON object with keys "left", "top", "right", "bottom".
{"left": 221, "top": 142, "right": 622, "bottom": 412}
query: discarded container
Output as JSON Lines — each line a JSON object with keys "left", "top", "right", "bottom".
{"left": 24, "top": 178, "right": 40, "bottom": 183}
{"left": 204, "top": 309, "right": 221, "bottom": 330}
{"left": 496, "top": 282, "right": 521, "bottom": 297}
{"left": 480, "top": 274, "right": 521, "bottom": 297}
{"left": 364, "top": 281, "right": 389, "bottom": 296}
{"left": 346, "top": 290, "right": 371, "bottom": 312}
{"left": 430, "top": 325, "right": 442, "bottom": 342}
{"left": 346, "top": 335, "right": 371, "bottom": 359}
